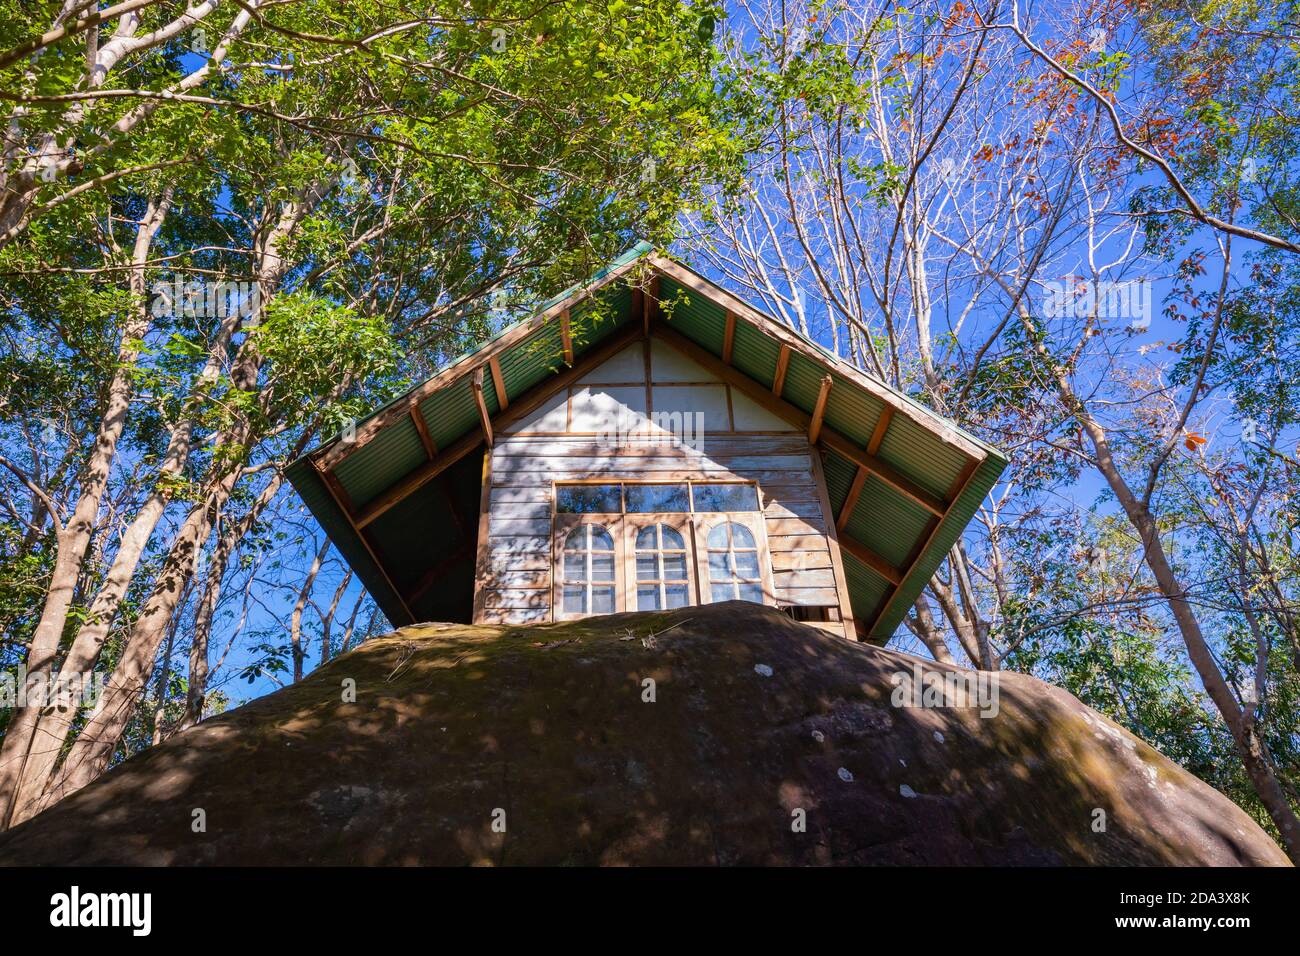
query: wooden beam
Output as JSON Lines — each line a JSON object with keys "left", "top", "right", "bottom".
{"left": 314, "top": 253, "right": 649, "bottom": 471}
{"left": 868, "top": 405, "right": 894, "bottom": 455}
{"left": 838, "top": 532, "right": 903, "bottom": 587}
{"left": 772, "top": 344, "right": 790, "bottom": 396}
{"left": 809, "top": 375, "right": 832, "bottom": 445}
{"left": 560, "top": 308, "right": 574, "bottom": 365}
{"left": 654, "top": 324, "right": 949, "bottom": 517}
{"left": 722, "top": 310, "right": 735, "bottom": 364}
{"left": 311, "top": 458, "right": 415, "bottom": 625}
{"left": 488, "top": 354, "right": 509, "bottom": 411}
{"left": 865, "top": 454, "right": 983, "bottom": 639}
{"left": 470, "top": 367, "right": 493, "bottom": 448}
{"left": 354, "top": 322, "right": 643, "bottom": 530}
{"left": 410, "top": 405, "right": 437, "bottom": 459}
{"left": 837, "top": 466, "right": 868, "bottom": 532}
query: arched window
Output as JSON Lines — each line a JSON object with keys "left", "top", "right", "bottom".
{"left": 634, "top": 523, "right": 690, "bottom": 610}
{"left": 706, "top": 521, "right": 763, "bottom": 604}
{"left": 560, "top": 524, "right": 615, "bottom": 615}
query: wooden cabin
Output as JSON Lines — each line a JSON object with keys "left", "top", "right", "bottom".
{"left": 286, "top": 245, "right": 1006, "bottom": 643}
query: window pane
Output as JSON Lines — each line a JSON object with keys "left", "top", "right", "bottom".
{"left": 662, "top": 553, "right": 688, "bottom": 580}
{"left": 590, "top": 526, "right": 614, "bottom": 550}
{"left": 665, "top": 584, "right": 689, "bottom": 609}
{"left": 626, "top": 484, "right": 689, "bottom": 513}
{"left": 563, "top": 553, "right": 585, "bottom": 581}
{"left": 738, "top": 583, "right": 764, "bottom": 604}
{"left": 636, "top": 554, "right": 658, "bottom": 580}
{"left": 591, "top": 586, "right": 615, "bottom": 614}
{"left": 707, "top": 524, "right": 729, "bottom": 549}
{"left": 556, "top": 484, "right": 621, "bottom": 514}
{"left": 635, "top": 525, "right": 657, "bottom": 550}
{"left": 591, "top": 552, "right": 615, "bottom": 581}
{"left": 729, "top": 523, "right": 757, "bottom": 549}
{"left": 563, "top": 527, "right": 587, "bottom": 551}
{"left": 710, "top": 583, "right": 734, "bottom": 603}
{"left": 693, "top": 483, "right": 759, "bottom": 512}
{"left": 562, "top": 586, "right": 586, "bottom": 613}
{"left": 660, "top": 526, "right": 685, "bottom": 549}
{"left": 733, "top": 550, "right": 760, "bottom": 579}
{"left": 708, "top": 551, "right": 729, "bottom": 579}
{"left": 637, "top": 585, "right": 661, "bottom": 611}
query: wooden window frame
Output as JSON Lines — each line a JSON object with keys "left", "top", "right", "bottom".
{"left": 552, "top": 518, "right": 623, "bottom": 621}
{"left": 549, "top": 480, "right": 773, "bottom": 618}
{"left": 692, "top": 512, "right": 774, "bottom": 607}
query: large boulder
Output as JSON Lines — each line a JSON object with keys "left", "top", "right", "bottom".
{"left": 0, "top": 602, "right": 1287, "bottom": 865}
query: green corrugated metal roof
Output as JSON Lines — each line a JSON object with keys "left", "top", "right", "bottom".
{"left": 286, "top": 244, "right": 1008, "bottom": 640}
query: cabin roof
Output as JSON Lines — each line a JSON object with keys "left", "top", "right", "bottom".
{"left": 286, "top": 244, "right": 1007, "bottom": 640}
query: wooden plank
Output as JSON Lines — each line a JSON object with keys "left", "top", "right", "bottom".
{"left": 654, "top": 324, "right": 949, "bottom": 517}
{"left": 770, "top": 550, "right": 833, "bottom": 572}
{"left": 560, "top": 308, "right": 574, "bottom": 365}
{"left": 774, "top": 586, "right": 841, "bottom": 606}
{"left": 772, "top": 344, "right": 790, "bottom": 396}
{"left": 479, "top": 606, "right": 549, "bottom": 625}
{"left": 489, "top": 570, "right": 550, "bottom": 590}
{"left": 487, "top": 501, "right": 552, "bottom": 520}
{"left": 311, "top": 458, "right": 416, "bottom": 625}
{"left": 354, "top": 323, "right": 641, "bottom": 529}
{"left": 488, "top": 354, "right": 509, "bottom": 412}
{"left": 765, "top": 516, "right": 825, "bottom": 537}
{"left": 767, "top": 533, "right": 829, "bottom": 552}
{"left": 764, "top": 498, "right": 825, "bottom": 520}
{"left": 867, "top": 406, "right": 894, "bottom": 455}
{"left": 481, "top": 552, "right": 550, "bottom": 574}
{"left": 722, "top": 310, "right": 735, "bottom": 364}
{"left": 772, "top": 567, "right": 837, "bottom": 589}
{"left": 488, "top": 517, "right": 552, "bottom": 537}
{"left": 410, "top": 405, "right": 437, "bottom": 459}
{"left": 808, "top": 375, "right": 832, "bottom": 445}
{"left": 838, "top": 532, "right": 903, "bottom": 586}
{"left": 318, "top": 466, "right": 355, "bottom": 516}
{"left": 494, "top": 435, "right": 813, "bottom": 456}
{"left": 484, "top": 588, "right": 552, "bottom": 610}
{"left": 471, "top": 367, "right": 494, "bottom": 448}
{"left": 837, "top": 466, "right": 868, "bottom": 532}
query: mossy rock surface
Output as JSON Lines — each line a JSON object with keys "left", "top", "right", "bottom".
{"left": 0, "top": 602, "right": 1287, "bottom": 865}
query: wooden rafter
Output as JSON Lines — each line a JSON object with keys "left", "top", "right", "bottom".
{"left": 560, "top": 308, "right": 574, "bottom": 365}
{"left": 488, "top": 354, "right": 509, "bottom": 411}
{"left": 772, "top": 344, "right": 790, "bottom": 396}
{"left": 838, "top": 533, "right": 903, "bottom": 586}
{"left": 837, "top": 466, "right": 868, "bottom": 532}
{"left": 868, "top": 406, "right": 894, "bottom": 455}
{"left": 310, "top": 459, "right": 415, "bottom": 625}
{"left": 722, "top": 310, "right": 735, "bottom": 364}
{"left": 353, "top": 322, "right": 643, "bottom": 530}
{"left": 470, "top": 367, "right": 494, "bottom": 448}
{"left": 410, "top": 404, "right": 437, "bottom": 459}
{"left": 809, "top": 374, "right": 832, "bottom": 445}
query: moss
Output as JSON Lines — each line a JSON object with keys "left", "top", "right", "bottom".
{"left": 0, "top": 602, "right": 1287, "bottom": 866}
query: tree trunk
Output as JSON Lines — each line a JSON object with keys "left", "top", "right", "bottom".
{"left": 0, "top": 189, "right": 172, "bottom": 829}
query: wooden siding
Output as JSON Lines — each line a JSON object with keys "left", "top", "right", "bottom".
{"left": 475, "top": 433, "right": 845, "bottom": 625}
